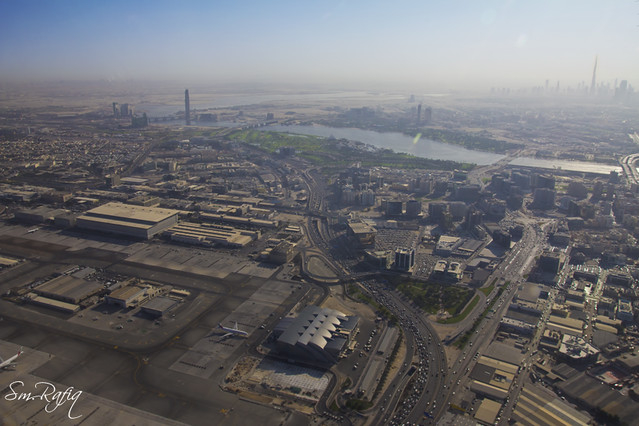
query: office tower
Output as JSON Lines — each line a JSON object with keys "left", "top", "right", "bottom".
{"left": 394, "top": 248, "right": 415, "bottom": 271}
{"left": 185, "top": 89, "right": 191, "bottom": 125}
{"left": 120, "top": 103, "right": 129, "bottom": 117}
{"left": 616, "top": 80, "right": 628, "bottom": 99}
{"left": 405, "top": 200, "right": 422, "bottom": 218}
{"left": 417, "top": 104, "right": 422, "bottom": 124}
{"left": 112, "top": 102, "right": 119, "bottom": 117}
{"left": 533, "top": 188, "right": 556, "bottom": 210}
{"left": 590, "top": 56, "right": 597, "bottom": 95}
{"left": 423, "top": 107, "right": 432, "bottom": 124}
{"left": 385, "top": 200, "right": 403, "bottom": 217}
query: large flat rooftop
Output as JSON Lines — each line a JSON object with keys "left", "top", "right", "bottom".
{"left": 80, "top": 202, "right": 180, "bottom": 224}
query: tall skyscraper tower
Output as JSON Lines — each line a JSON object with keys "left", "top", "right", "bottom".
{"left": 590, "top": 56, "right": 598, "bottom": 95}
{"left": 185, "top": 89, "right": 191, "bottom": 125}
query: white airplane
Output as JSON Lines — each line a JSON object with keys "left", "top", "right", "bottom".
{"left": 219, "top": 322, "right": 248, "bottom": 339}
{"left": 26, "top": 228, "right": 40, "bottom": 234}
{"left": 0, "top": 347, "right": 23, "bottom": 370}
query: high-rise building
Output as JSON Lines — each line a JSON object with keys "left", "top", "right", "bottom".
{"left": 590, "top": 56, "right": 598, "bottom": 95}
{"left": 417, "top": 104, "right": 422, "bottom": 124}
{"left": 616, "top": 80, "right": 628, "bottom": 99}
{"left": 185, "top": 89, "right": 191, "bottom": 125}
{"left": 423, "top": 107, "right": 432, "bottom": 124}
{"left": 405, "top": 200, "right": 422, "bottom": 218}
{"left": 394, "top": 248, "right": 415, "bottom": 271}
{"left": 428, "top": 202, "right": 447, "bottom": 222}
{"left": 385, "top": 200, "right": 403, "bottom": 217}
{"left": 533, "top": 188, "right": 556, "bottom": 210}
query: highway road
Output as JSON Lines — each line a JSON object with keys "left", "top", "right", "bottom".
{"left": 362, "top": 280, "right": 448, "bottom": 426}
{"left": 298, "top": 165, "right": 450, "bottom": 425}
{"left": 432, "top": 223, "right": 548, "bottom": 423}
{"left": 620, "top": 153, "right": 639, "bottom": 185}
{"left": 297, "top": 161, "right": 554, "bottom": 425}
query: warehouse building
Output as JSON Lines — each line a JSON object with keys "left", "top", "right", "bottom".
{"left": 28, "top": 294, "right": 80, "bottom": 313}
{"left": 200, "top": 212, "right": 279, "bottom": 229}
{"left": 105, "top": 283, "right": 158, "bottom": 308}
{"left": 15, "top": 207, "right": 70, "bottom": 224}
{"left": 33, "top": 275, "right": 102, "bottom": 304}
{"left": 269, "top": 241, "right": 297, "bottom": 264}
{"left": 469, "top": 355, "right": 518, "bottom": 401}
{"left": 164, "top": 222, "right": 258, "bottom": 248}
{"left": 511, "top": 385, "right": 591, "bottom": 426}
{"left": 141, "top": 296, "right": 179, "bottom": 317}
{"left": 76, "top": 202, "right": 179, "bottom": 239}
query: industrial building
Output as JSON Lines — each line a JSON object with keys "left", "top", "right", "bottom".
{"left": 469, "top": 355, "right": 518, "bottom": 401}
{"left": 511, "top": 385, "right": 591, "bottom": 426}
{"left": 14, "top": 207, "right": 71, "bottom": 225}
{"left": 199, "top": 212, "right": 279, "bottom": 229}
{"left": 268, "top": 241, "right": 297, "bottom": 264}
{"left": 141, "top": 296, "right": 179, "bottom": 317}
{"left": 558, "top": 335, "right": 599, "bottom": 364}
{"left": 474, "top": 399, "right": 501, "bottom": 425}
{"left": 105, "top": 283, "right": 158, "bottom": 308}
{"left": 76, "top": 202, "right": 179, "bottom": 239}
{"left": 164, "top": 222, "right": 258, "bottom": 248}
{"left": 28, "top": 294, "right": 80, "bottom": 313}
{"left": 556, "top": 369, "right": 639, "bottom": 425}
{"left": 33, "top": 274, "right": 102, "bottom": 304}
{"left": 274, "top": 306, "right": 359, "bottom": 364}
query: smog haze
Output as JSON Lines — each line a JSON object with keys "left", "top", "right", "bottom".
{"left": 1, "top": 0, "right": 638, "bottom": 91}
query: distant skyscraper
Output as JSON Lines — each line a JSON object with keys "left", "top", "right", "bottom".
{"left": 616, "top": 80, "right": 628, "bottom": 100}
{"left": 423, "top": 107, "right": 432, "bottom": 124}
{"left": 590, "top": 56, "right": 598, "bottom": 95}
{"left": 185, "top": 89, "right": 191, "bottom": 125}
{"left": 417, "top": 104, "right": 422, "bottom": 124}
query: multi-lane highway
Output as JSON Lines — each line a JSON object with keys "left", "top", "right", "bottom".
{"left": 361, "top": 280, "right": 448, "bottom": 426}
{"left": 620, "top": 153, "right": 639, "bottom": 185}
{"left": 297, "top": 163, "right": 551, "bottom": 425}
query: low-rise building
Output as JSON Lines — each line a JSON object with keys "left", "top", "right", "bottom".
{"left": 274, "top": 306, "right": 359, "bottom": 364}
{"left": 106, "top": 284, "right": 157, "bottom": 308}
{"left": 558, "top": 334, "right": 599, "bottom": 364}
{"left": 346, "top": 220, "right": 376, "bottom": 246}
{"left": 76, "top": 202, "right": 179, "bottom": 239}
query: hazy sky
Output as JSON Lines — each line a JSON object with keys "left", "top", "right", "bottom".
{"left": 1, "top": 0, "right": 638, "bottom": 90}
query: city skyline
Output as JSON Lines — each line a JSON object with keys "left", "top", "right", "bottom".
{"left": 0, "top": 1, "right": 638, "bottom": 91}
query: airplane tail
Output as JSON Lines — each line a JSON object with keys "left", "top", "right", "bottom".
{"left": 18, "top": 347, "right": 23, "bottom": 357}
{"left": 218, "top": 323, "right": 223, "bottom": 329}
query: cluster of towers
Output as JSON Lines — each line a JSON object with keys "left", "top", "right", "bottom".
{"left": 112, "top": 102, "right": 133, "bottom": 117}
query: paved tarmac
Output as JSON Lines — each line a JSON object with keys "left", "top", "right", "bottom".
{"left": 0, "top": 225, "right": 310, "bottom": 426}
